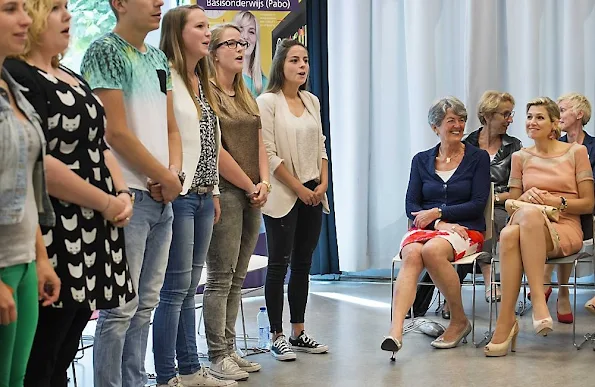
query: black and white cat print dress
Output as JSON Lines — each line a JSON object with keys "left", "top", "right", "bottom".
{"left": 14, "top": 63, "right": 136, "bottom": 310}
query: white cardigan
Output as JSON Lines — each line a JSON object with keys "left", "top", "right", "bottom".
{"left": 171, "top": 68, "right": 221, "bottom": 195}
{"left": 256, "top": 90, "right": 329, "bottom": 218}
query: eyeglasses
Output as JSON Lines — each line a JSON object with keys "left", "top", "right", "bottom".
{"left": 496, "top": 110, "right": 515, "bottom": 119}
{"left": 216, "top": 40, "right": 250, "bottom": 50}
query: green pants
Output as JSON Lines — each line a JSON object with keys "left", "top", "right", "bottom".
{"left": 0, "top": 262, "right": 39, "bottom": 387}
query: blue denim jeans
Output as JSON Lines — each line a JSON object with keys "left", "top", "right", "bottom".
{"left": 93, "top": 190, "right": 173, "bottom": 387}
{"left": 152, "top": 193, "right": 214, "bottom": 384}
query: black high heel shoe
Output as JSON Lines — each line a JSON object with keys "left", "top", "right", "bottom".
{"left": 441, "top": 309, "right": 451, "bottom": 320}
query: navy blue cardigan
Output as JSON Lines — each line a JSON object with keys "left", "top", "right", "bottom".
{"left": 405, "top": 143, "right": 491, "bottom": 231}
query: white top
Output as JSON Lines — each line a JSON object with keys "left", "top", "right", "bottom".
{"left": 489, "top": 153, "right": 497, "bottom": 162}
{"left": 170, "top": 69, "right": 221, "bottom": 195}
{"left": 436, "top": 167, "right": 457, "bottom": 182}
{"left": 286, "top": 107, "right": 320, "bottom": 183}
{"left": 256, "top": 90, "right": 330, "bottom": 218}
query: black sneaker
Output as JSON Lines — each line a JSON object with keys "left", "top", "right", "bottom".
{"left": 270, "top": 335, "right": 297, "bottom": 361}
{"left": 289, "top": 331, "right": 329, "bottom": 354}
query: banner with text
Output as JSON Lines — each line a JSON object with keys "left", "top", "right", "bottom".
{"left": 195, "top": 0, "right": 306, "bottom": 97}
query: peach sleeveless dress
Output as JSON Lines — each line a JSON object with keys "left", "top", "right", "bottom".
{"left": 508, "top": 143, "right": 593, "bottom": 257}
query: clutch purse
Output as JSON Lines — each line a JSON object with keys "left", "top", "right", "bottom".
{"left": 504, "top": 199, "right": 560, "bottom": 222}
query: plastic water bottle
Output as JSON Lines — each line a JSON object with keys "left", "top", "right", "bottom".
{"left": 257, "top": 307, "right": 270, "bottom": 349}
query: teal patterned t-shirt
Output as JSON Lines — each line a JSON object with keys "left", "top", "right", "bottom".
{"left": 80, "top": 32, "right": 172, "bottom": 191}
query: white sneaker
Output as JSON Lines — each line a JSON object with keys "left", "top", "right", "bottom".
{"left": 157, "top": 376, "right": 185, "bottom": 387}
{"left": 180, "top": 366, "right": 238, "bottom": 387}
{"left": 229, "top": 351, "right": 261, "bottom": 373}
{"left": 209, "top": 356, "right": 249, "bottom": 381}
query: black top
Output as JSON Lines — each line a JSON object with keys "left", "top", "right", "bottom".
{"left": 5, "top": 58, "right": 135, "bottom": 310}
{"left": 464, "top": 127, "right": 522, "bottom": 195}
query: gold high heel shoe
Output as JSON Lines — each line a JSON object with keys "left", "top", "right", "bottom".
{"left": 532, "top": 314, "right": 553, "bottom": 336}
{"left": 484, "top": 319, "right": 519, "bottom": 357}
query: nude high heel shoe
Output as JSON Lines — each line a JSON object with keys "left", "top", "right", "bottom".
{"left": 585, "top": 297, "right": 595, "bottom": 314}
{"left": 484, "top": 320, "right": 519, "bottom": 357}
{"left": 532, "top": 314, "right": 553, "bottom": 336}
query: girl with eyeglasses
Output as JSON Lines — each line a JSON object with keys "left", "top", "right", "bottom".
{"left": 202, "top": 24, "right": 270, "bottom": 382}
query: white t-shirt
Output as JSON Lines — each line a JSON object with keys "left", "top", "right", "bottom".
{"left": 81, "top": 32, "right": 171, "bottom": 191}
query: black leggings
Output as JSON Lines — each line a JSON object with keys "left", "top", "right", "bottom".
{"left": 264, "top": 181, "right": 323, "bottom": 334}
{"left": 24, "top": 306, "right": 93, "bottom": 387}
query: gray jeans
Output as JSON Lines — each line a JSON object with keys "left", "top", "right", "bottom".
{"left": 203, "top": 183, "right": 261, "bottom": 361}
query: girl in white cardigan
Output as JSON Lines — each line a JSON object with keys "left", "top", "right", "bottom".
{"left": 256, "top": 39, "right": 330, "bottom": 361}
{"left": 152, "top": 6, "right": 233, "bottom": 387}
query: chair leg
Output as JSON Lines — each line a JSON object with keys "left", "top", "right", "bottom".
{"left": 240, "top": 297, "right": 248, "bottom": 351}
{"left": 471, "top": 262, "right": 476, "bottom": 345}
{"left": 71, "top": 361, "right": 77, "bottom": 387}
{"left": 390, "top": 260, "right": 395, "bottom": 322}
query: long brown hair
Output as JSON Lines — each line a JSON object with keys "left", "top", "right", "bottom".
{"left": 160, "top": 5, "right": 216, "bottom": 118}
{"left": 266, "top": 39, "right": 308, "bottom": 94}
{"left": 208, "top": 24, "right": 259, "bottom": 115}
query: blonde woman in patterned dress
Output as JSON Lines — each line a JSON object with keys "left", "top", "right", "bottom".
{"left": 485, "top": 97, "right": 594, "bottom": 357}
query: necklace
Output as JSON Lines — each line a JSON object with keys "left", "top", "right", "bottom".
{"left": 437, "top": 145, "right": 464, "bottom": 163}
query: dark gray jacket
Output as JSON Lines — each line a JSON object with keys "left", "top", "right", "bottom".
{"left": 464, "top": 127, "right": 522, "bottom": 194}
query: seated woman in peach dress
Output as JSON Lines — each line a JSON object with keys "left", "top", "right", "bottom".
{"left": 485, "top": 97, "right": 594, "bottom": 357}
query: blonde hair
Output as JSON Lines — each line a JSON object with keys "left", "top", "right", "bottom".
{"left": 527, "top": 97, "right": 561, "bottom": 139}
{"left": 232, "top": 11, "right": 264, "bottom": 94}
{"left": 558, "top": 93, "right": 592, "bottom": 126}
{"left": 208, "top": 24, "right": 259, "bottom": 116}
{"left": 16, "top": 0, "right": 64, "bottom": 67}
{"left": 160, "top": 5, "right": 217, "bottom": 118}
{"left": 477, "top": 90, "right": 515, "bottom": 125}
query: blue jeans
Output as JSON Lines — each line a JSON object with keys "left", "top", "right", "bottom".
{"left": 152, "top": 193, "right": 214, "bottom": 384}
{"left": 93, "top": 190, "right": 173, "bottom": 387}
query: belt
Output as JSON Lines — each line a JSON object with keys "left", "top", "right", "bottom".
{"left": 189, "top": 185, "right": 214, "bottom": 194}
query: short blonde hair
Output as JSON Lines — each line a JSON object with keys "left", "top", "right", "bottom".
{"left": 527, "top": 97, "right": 561, "bottom": 139}
{"left": 558, "top": 93, "right": 592, "bottom": 126}
{"left": 477, "top": 90, "right": 515, "bottom": 125}
{"left": 16, "top": 0, "right": 63, "bottom": 67}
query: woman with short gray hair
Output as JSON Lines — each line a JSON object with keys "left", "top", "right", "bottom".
{"left": 381, "top": 97, "right": 490, "bottom": 358}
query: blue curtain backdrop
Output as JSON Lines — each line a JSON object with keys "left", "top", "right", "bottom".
{"left": 307, "top": 0, "right": 340, "bottom": 275}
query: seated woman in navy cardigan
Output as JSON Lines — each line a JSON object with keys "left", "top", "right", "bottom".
{"left": 382, "top": 97, "right": 490, "bottom": 355}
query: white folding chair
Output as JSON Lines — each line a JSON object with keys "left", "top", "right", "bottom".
{"left": 390, "top": 183, "right": 494, "bottom": 346}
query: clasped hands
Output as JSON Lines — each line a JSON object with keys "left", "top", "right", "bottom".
{"left": 246, "top": 183, "right": 269, "bottom": 208}
{"left": 411, "top": 208, "right": 469, "bottom": 240}
{"left": 519, "top": 187, "right": 560, "bottom": 207}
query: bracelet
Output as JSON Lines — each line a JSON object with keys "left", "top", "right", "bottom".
{"left": 261, "top": 180, "right": 272, "bottom": 193}
{"left": 560, "top": 196, "right": 568, "bottom": 212}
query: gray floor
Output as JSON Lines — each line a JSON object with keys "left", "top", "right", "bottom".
{"left": 69, "top": 281, "right": 595, "bottom": 387}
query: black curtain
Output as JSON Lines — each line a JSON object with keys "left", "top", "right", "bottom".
{"left": 307, "top": 0, "right": 339, "bottom": 275}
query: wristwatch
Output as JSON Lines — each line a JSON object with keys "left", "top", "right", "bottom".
{"left": 261, "top": 180, "right": 272, "bottom": 193}
{"left": 170, "top": 166, "right": 186, "bottom": 185}
{"left": 560, "top": 196, "right": 568, "bottom": 212}
{"left": 116, "top": 189, "right": 135, "bottom": 204}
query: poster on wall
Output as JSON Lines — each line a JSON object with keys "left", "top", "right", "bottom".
{"left": 195, "top": 0, "right": 307, "bottom": 97}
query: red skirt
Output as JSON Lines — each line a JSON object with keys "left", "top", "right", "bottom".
{"left": 400, "top": 228, "right": 484, "bottom": 261}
